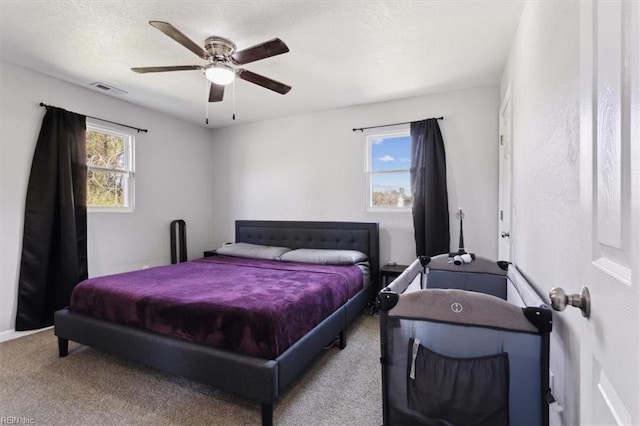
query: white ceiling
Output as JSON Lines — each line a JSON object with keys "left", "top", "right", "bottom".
{"left": 0, "top": 1, "right": 524, "bottom": 129}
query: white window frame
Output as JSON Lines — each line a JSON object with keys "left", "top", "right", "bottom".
{"left": 365, "top": 126, "right": 413, "bottom": 212}
{"left": 86, "top": 120, "right": 135, "bottom": 213}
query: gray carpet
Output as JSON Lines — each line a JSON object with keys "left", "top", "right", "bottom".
{"left": 0, "top": 314, "right": 381, "bottom": 425}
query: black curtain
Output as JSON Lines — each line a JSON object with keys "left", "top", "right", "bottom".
{"left": 15, "top": 107, "right": 88, "bottom": 331}
{"left": 410, "top": 118, "right": 450, "bottom": 257}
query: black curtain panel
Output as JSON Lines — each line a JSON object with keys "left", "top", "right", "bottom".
{"left": 410, "top": 118, "right": 450, "bottom": 257}
{"left": 15, "top": 106, "right": 88, "bottom": 331}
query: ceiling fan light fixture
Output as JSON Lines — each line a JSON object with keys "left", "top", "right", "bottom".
{"left": 132, "top": 22, "right": 292, "bottom": 102}
{"left": 205, "top": 63, "right": 235, "bottom": 85}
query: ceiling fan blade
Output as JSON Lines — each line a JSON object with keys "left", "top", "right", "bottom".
{"left": 131, "top": 65, "right": 203, "bottom": 73}
{"left": 237, "top": 69, "right": 291, "bottom": 94}
{"left": 209, "top": 83, "right": 225, "bottom": 102}
{"left": 231, "top": 38, "right": 289, "bottom": 65}
{"left": 149, "top": 21, "right": 209, "bottom": 60}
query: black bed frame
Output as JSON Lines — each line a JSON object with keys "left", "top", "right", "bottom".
{"left": 54, "top": 220, "right": 379, "bottom": 426}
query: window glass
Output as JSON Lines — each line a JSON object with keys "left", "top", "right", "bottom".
{"left": 86, "top": 122, "right": 134, "bottom": 211}
{"left": 366, "top": 130, "right": 413, "bottom": 210}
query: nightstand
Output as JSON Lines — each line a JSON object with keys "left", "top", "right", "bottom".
{"left": 203, "top": 250, "right": 218, "bottom": 257}
{"left": 380, "top": 263, "right": 409, "bottom": 288}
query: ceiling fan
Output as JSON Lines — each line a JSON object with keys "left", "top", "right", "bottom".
{"left": 132, "top": 21, "right": 292, "bottom": 103}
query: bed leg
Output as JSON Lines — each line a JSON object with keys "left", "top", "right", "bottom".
{"left": 339, "top": 330, "right": 347, "bottom": 349}
{"left": 261, "top": 403, "right": 273, "bottom": 426}
{"left": 58, "top": 337, "right": 69, "bottom": 357}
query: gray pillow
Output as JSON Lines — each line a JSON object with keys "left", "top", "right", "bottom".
{"left": 216, "top": 242, "right": 292, "bottom": 260}
{"left": 279, "top": 248, "right": 368, "bottom": 265}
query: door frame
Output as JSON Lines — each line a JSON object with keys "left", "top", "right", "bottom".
{"left": 498, "top": 83, "right": 513, "bottom": 261}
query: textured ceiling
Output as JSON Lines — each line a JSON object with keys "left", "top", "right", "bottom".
{"left": 0, "top": 1, "right": 524, "bottom": 129}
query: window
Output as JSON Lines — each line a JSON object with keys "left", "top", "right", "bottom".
{"left": 366, "top": 129, "right": 413, "bottom": 211}
{"left": 86, "top": 121, "right": 135, "bottom": 212}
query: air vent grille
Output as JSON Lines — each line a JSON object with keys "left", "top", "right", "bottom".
{"left": 89, "top": 82, "right": 127, "bottom": 96}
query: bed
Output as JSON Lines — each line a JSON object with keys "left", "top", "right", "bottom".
{"left": 54, "top": 220, "right": 380, "bottom": 426}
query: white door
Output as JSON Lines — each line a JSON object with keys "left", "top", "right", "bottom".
{"left": 498, "top": 85, "right": 513, "bottom": 261}
{"left": 579, "top": 1, "right": 639, "bottom": 424}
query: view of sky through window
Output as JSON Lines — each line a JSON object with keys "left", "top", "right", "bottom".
{"left": 368, "top": 133, "right": 412, "bottom": 208}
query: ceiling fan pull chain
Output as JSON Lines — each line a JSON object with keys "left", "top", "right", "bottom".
{"left": 205, "top": 78, "right": 209, "bottom": 125}
{"left": 232, "top": 79, "right": 236, "bottom": 120}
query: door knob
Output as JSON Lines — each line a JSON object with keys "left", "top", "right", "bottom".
{"left": 549, "top": 287, "right": 590, "bottom": 318}
{"left": 501, "top": 231, "right": 510, "bottom": 238}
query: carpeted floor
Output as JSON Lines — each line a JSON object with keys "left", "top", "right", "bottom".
{"left": 0, "top": 314, "right": 381, "bottom": 425}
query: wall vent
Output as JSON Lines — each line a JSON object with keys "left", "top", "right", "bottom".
{"left": 89, "top": 82, "right": 127, "bottom": 96}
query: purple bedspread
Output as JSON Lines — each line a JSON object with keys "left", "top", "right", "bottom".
{"left": 69, "top": 255, "right": 364, "bottom": 359}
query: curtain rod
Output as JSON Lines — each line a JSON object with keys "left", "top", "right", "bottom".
{"left": 39, "top": 103, "right": 148, "bottom": 133}
{"left": 352, "top": 116, "right": 444, "bottom": 132}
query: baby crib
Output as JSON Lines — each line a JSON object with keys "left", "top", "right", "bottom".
{"left": 377, "top": 255, "right": 553, "bottom": 426}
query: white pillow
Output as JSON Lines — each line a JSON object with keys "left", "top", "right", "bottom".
{"left": 216, "top": 242, "right": 291, "bottom": 260}
{"left": 279, "top": 248, "right": 367, "bottom": 265}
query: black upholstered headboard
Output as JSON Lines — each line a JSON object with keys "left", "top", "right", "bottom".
{"left": 235, "top": 220, "right": 380, "bottom": 289}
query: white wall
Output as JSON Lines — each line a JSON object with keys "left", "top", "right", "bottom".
{"left": 501, "top": 2, "right": 581, "bottom": 425}
{"left": 0, "top": 61, "right": 214, "bottom": 338}
{"left": 210, "top": 86, "right": 500, "bottom": 266}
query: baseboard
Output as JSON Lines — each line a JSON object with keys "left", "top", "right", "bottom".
{"left": 0, "top": 326, "right": 53, "bottom": 343}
